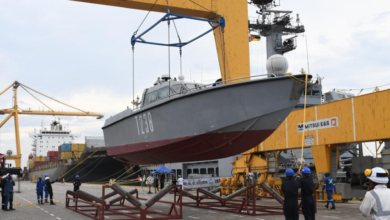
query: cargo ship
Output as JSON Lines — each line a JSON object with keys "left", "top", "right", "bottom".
{"left": 26, "top": 120, "right": 139, "bottom": 183}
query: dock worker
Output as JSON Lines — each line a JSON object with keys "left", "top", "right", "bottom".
{"left": 360, "top": 167, "right": 390, "bottom": 219}
{"left": 44, "top": 174, "right": 49, "bottom": 203}
{"left": 322, "top": 171, "right": 336, "bottom": 209}
{"left": 154, "top": 176, "right": 159, "bottom": 193}
{"left": 3, "top": 174, "right": 15, "bottom": 211}
{"left": 298, "top": 167, "right": 316, "bottom": 220}
{"left": 282, "top": 168, "right": 300, "bottom": 220}
{"left": 36, "top": 176, "right": 45, "bottom": 204}
{"left": 73, "top": 175, "right": 81, "bottom": 194}
{"left": 45, "top": 176, "right": 56, "bottom": 205}
{"left": 177, "top": 175, "right": 183, "bottom": 192}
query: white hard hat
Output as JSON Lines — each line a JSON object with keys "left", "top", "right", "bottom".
{"left": 45, "top": 177, "right": 50, "bottom": 180}
{"left": 365, "top": 167, "right": 389, "bottom": 184}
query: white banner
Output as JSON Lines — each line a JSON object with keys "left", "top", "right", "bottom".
{"left": 182, "top": 177, "right": 222, "bottom": 189}
{"left": 297, "top": 117, "right": 339, "bottom": 132}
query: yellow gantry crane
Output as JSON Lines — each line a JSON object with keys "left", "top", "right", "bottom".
{"left": 0, "top": 81, "right": 103, "bottom": 168}
{"left": 70, "top": 0, "right": 250, "bottom": 81}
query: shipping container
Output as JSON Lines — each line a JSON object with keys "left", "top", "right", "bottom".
{"left": 71, "top": 143, "right": 85, "bottom": 152}
{"left": 61, "top": 143, "right": 71, "bottom": 152}
{"left": 35, "top": 156, "right": 46, "bottom": 162}
{"left": 61, "top": 152, "right": 72, "bottom": 160}
{"left": 49, "top": 157, "right": 59, "bottom": 162}
{"left": 34, "top": 161, "right": 48, "bottom": 167}
{"left": 47, "top": 151, "right": 59, "bottom": 157}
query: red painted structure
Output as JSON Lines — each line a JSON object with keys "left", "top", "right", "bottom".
{"left": 66, "top": 183, "right": 182, "bottom": 220}
{"left": 175, "top": 182, "right": 317, "bottom": 216}
{"left": 107, "top": 130, "right": 274, "bottom": 164}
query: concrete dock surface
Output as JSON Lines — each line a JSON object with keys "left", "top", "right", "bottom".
{"left": 1, "top": 181, "right": 369, "bottom": 220}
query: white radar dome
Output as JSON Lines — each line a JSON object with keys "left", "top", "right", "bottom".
{"left": 266, "top": 54, "right": 289, "bottom": 77}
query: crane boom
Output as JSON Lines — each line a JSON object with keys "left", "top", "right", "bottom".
{"left": 0, "top": 109, "right": 103, "bottom": 119}
{"left": 70, "top": 0, "right": 250, "bottom": 81}
{"left": 0, "top": 81, "right": 104, "bottom": 168}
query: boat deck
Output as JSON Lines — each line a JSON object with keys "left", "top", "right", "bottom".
{"left": 2, "top": 181, "right": 367, "bottom": 220}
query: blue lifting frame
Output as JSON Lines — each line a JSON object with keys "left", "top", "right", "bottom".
{"left": 131, "top": 8, "right": 225, "bottom": 48}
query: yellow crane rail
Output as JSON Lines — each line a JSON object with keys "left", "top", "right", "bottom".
{"left": 236, "top": 89, "right": 390, "bottom": 175}
{"left": 246, "top": 88, "right": 390, "bottom": 153}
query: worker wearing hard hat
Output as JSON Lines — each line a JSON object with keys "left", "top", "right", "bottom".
{"left": 44, "top": 174, "right": 49, "bottom": 203}
{"left": 45, "top": 176, "right": 56, "bottom": 205}
{"left": 2, "top": 174, "right": 15, "bottom": 211}
{"left": 360, "top": 167, "right": 390, "bottom": 219}
{"left": 297, "top": 167, "right": 315, "bottom": 220}
{"left": 322, "top": 171, "right": 336, "bottom": 209}
{"left": 36, "top": 176, "right": 45, "bottom": 204}
{"left": 282, "top": 168, "right": 300, "bottom": 220}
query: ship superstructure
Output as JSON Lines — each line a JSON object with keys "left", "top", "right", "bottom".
{"left": 29, "top": 120, "right": 78, "bottom": 157}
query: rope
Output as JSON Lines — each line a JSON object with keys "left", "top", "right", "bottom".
{"left": 133, "top": 0, "right": 159, "bottom": 36}
{"left": 84, "top": 168, "right": 126, "bottom": 183}
{"left": 57, "top": 146, "right": 103, "bottom": 180}
{"left": 172, "top": 19, "right": 183, "bottom": 77}
{"left": 335, "top": 83, "right": 390, "bottom": 91}
{"left": 188, "top": 0, "right": 220, "bottom": 17}
{"left": 76, "top": 156, "right": 106, "bottom": 181}
{"left": 117, "top": 168, "right": 142, "bottom": 181}
{"left": 63, "top": 155, "right": 104, "bottom": 181}
{"left": 132, "top": 46, "right": 135, "bottom": 109}
{"left": 299, "top": 73, "right": 309, "bottom": 166}
{"left": 167, "top": 0, "right": 171, "bottom": 97}
{"left": 219, "top": 27, "right": 227, "bottom": 82}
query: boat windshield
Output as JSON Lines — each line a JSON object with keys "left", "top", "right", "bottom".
{"left": 143, "top": 86, "right": 172, "bottom": 106}
{"left": 171, "top": 84, "right": 187, "bottom": 94}
{"left": 185, "top": 83, "right": 203, "bottom": 91}
{"left": 144, "top": 91, "right": 158, "bottom": 105}
{"left": 158, "top": 87, "right": 170, "bottom": 99}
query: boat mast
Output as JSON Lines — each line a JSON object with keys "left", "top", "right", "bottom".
{"left": 249, "top": 0, "right": 305, "bottom": 58}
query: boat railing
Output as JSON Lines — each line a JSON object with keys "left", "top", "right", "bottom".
{"left": 132, "top": 73, "right": 269, "bottom": 111}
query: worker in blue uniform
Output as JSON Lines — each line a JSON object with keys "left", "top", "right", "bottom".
{"left": 298, "top": 167, "right": 316, "bottom": 220}
{"left": 44, "top": 174, "right": 49, "bottom": 203}
{"left": 3, "top": 174, "right": 15, "bottom": 211}
{"left": 36, "top": 176, "right": 45, "bottom": 204}
{"left": 282, "top": 168, "right": 300, "bottom": 220}
{"left": 322, "top": 171, "right": 336, "bottom": 209}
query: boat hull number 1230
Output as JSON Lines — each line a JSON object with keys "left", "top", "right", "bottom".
{"left": 135, "top": 112, "right": 154, "bottom": 135}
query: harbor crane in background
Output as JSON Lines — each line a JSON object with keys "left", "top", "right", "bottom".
{"left": 0, "top": 81, "right": 104, "bottom": 168}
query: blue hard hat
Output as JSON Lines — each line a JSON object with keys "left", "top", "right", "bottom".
{"left": 45, "top": 174, "right": 49, "bottom": 177}
{"left": 39, "top": 176, "right": 42, "bottom": 178}
{"left": 301, "top": 167, "right": 311, "bottom": 174}
{"left": 285, "top": 168, "right": 294, "bottom": 177}
{"left": 75, "top": 175, "right": 79, "bottom": 178}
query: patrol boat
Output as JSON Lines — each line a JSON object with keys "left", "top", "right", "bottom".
{"left": 103, "top": 73, "right": 311, "bottom": 164}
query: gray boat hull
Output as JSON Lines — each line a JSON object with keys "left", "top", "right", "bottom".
{"left": 103, "top": 75, "right": 309, "bottom": 164}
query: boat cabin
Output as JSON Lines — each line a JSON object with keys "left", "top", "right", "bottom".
{"left": 323, "top": 90, "right": 355, "bottom": 103}
{"left": 140, "top": 75, "right": 205, "bottom": 107}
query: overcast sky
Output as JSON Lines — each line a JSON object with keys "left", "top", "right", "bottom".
{"left": 1, "top": 0, "right": 389, "bottom": 167}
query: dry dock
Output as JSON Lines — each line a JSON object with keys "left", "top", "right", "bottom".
{"left": 2, "top": 181, "right": 367, "bottom": 220}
